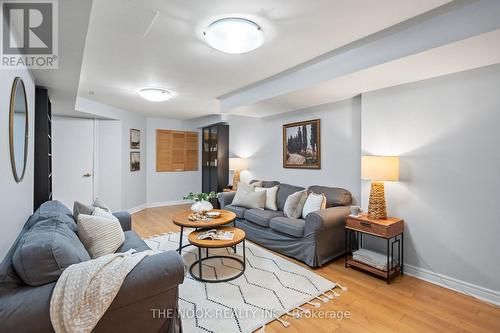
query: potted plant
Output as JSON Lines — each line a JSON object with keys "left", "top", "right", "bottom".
{"left": 183, "top": 191, "right": 219, "bottom": 213}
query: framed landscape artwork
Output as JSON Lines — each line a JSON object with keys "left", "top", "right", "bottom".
{"left": 130, "top": 129, "right": 140, "bottom": 149}
{"left": 130, "top": 152, "right": 140, "bottom": 171}
{"left": 283, "top": 119, "right": 321, "bottom": 169}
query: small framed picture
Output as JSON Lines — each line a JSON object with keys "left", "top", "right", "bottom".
{"left": 130, "top": 129, "right": 140, "bottom": 149}
{"left": 283, "top": 119, "right": 321, "bottom": 169}
{"left": 130, "top": 152, "right": 140, "bottom": 172}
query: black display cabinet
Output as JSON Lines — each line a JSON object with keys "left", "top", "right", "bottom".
{"left": 202, "top": 123, "right": 229, "bottom": 199}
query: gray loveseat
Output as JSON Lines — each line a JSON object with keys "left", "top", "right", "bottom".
{"left": 0, "top": 201, "right": 184, "bottom": 333}
{"left": 219, "top": 181, "right": 352, "bottom": 267}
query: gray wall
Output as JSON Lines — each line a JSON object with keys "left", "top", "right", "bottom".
{"left": 0, "top": 70, "right": 35, "bottom": 259}
{"left": 96, "top": 120, "right": 122, "bottom": 211}
{"left": 361, "top": 64, "right": 500, "bottom": 299}
{"left": 225, "top": 97, "right": 362, "bottom": 203}
{"left": 76, "top": 98, "right": 147, "bottom": 211}
{"left": 146, "top": 117, "right": 201, "bottom": 205}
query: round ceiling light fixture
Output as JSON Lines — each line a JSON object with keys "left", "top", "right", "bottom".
{"left": 138, "top": 88, "right": 173, "bottom": 102}
{"left": 204, "top": 17, "right": 264, "bottom": 54}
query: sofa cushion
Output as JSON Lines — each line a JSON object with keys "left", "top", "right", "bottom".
{"left": 12, "top": 218, "right": 91, "bottom": 286}
{"left": 277, "top": 184, "right": 306, "bottom": 211}
{"left": 225, "top": 205, "right": 247, "bottom": 219}
{"left": 26, "top": 210, "right": 77, "bottom": 232}
{"left": 244, "top": 209, "right": 284, "bottom": 227}
{"left": 308, "top": 186, "right": 352, "bottom": 207}
{"left": 26, "top": 200, "right": 76, "bottom": 230}
{"left": 116, "top": 231, "right": 150, "bottom": 253}
{"left": 37, "top": 200, "right": 72, "bottom": 217}
{"left": 270, "top": 217, "right": 305, "bottom": 238}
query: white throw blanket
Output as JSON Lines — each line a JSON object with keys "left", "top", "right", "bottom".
{"left": 353, "top": 248, "right": 393, "bottom": 271}
{"left": 50, "top": 249, "right": 157, "bottom": 333}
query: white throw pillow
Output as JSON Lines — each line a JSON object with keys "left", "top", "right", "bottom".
{"left": 302, "top": 192, "right": 327, "bottom": 218}
{"left": 255, "top": 186, "right": 279, "bottom": 211}
{"left": 77, "top": 212, "right": 125, "bottom": 259}
{"left": 231, "top": 184, "right": 266, "bottom": 210}
{"left": 92, "top": 207, "right": 119, "bottom": 221}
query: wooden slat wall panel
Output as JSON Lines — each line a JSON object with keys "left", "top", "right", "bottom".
{"left": 172, "top": 131, "right": 186, "bottom": 171}
{"left": 185, "top": 132, "right": 199, "bottom": 171}
{"left": 156, "top": 130, "right": 172, "bottom": 171}
{"left": 156, "top": 129, "right": 198, "bottom": 172}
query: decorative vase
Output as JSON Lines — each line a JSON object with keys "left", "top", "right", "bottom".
{"left": 191, "top": 200, "right": 213, "bottom": 213}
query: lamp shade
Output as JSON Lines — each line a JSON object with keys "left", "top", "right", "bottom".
{"left": 229, "top": 158, "right": 248, "bottom": 171}
{"left": 361, "top": 156, "right": 399, "bottom": 181}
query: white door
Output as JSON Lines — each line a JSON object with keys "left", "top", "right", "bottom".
{"left": 52, "top": 117, "right": 95, "bottom": 209}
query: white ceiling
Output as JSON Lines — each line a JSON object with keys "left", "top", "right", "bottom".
{"left": 32, "top": 0, "right": 93, "bottom": 117}
{"left": 229, "top": 29, "right": 500, "bottom": 117}
{"left": 77, "top": 0, "right": 450, "bottom": 119}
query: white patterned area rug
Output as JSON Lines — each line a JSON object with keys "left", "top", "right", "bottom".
{"left": 145, "top": 231, "right": 347, "bottom": 333}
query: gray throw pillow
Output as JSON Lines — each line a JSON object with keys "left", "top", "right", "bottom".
{"left": 93, "top": 197, "right": 111, "bottom": 212}
{"left": 73, "top": 198, "right": 111, "bottom": 221}
{"left": 231, "top": 184, "right": 266, "bottom": 209}
{"left": 13, "top": 218, "right": 91, "bottom": 286}
{"left": 283, "top": 190, "right": 308, "bottom": 219}
{"left": 73, "top": 201, "right": 94, "bottom": 221}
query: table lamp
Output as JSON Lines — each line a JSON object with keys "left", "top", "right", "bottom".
{"left": 229, "top": 158, "right": 248, "bottom": 190}
{"left": 361, "top": 156, "right": 400, "bottom": 220}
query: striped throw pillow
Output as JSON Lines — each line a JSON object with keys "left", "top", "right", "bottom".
{"left": 77, "top": 210, "right": 125, "bottom": 258}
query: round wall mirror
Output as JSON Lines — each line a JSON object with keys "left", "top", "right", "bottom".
{"left": 9, "top": 77, "right": 28, "bottom": 183}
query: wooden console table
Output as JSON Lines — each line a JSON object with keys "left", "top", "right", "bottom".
{"left": 345, "top": 214, "right": 404, "bottom": 284}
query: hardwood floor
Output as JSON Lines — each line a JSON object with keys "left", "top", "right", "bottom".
{"left": 132, "top": 205, "right": 500, "bottom": 333}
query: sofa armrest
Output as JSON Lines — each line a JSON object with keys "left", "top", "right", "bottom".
{"left": 305, "top": 206, "right": 350, "bottom": 235}
{"left": 107, "top": 250, "right": 184, "bottom": 311}
{"left": 113, "top": 211, "right": 131, "bottom": 231}
{"left": 218, "top": 192, "right": 236, "bottom": 208}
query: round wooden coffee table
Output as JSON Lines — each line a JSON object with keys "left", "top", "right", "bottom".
{"left": 172, "top": 209, "right": 236, "bottom": 254}
{"left": 188, "top": 226, "right": 246, "bottom": 283}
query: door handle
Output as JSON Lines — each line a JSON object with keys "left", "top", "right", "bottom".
{"left": 83, "top": 173, "right": 92, "bottom": 177}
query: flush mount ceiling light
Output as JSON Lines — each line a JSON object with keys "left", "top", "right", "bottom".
{"left": 138, "top": 88, "right": 173, "bottom": 102}
{"left": 204, "top": 17, "right": 264, "bottom": 54}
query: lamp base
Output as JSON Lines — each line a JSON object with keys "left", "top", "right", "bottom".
{"left": 368, "top": 181, "right": 387, "bottom": 220}
{"left": 232, "top": 170, "right": 241, "bottom": 191}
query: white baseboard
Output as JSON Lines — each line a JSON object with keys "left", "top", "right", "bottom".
{"left": 127, "top": 204, "right": 148, "bottom": 214}
{"left": 127, "top": 200, "right": 192, "bottom": 214}
{"left": 405, "top": 264, "right": 500, "bottom": 306}
{"left": 148, "top": 200, "right": 192, "bottom": 208}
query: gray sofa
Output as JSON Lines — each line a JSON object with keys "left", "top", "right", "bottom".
{"left": 0, "top": 201, "right": 184, "bottom": 333}
{"left": 219, "top": 181, "right": 352, "bottom": 267}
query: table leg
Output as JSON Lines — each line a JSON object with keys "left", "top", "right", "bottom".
{"left": 198, "top": 247, "right": 202, "bottom": 279}
{"left": 386, "top": 238, "right": 390, "bottom": 284}
{"left": 345, "top": 229, "right": 348, "bottom": 268}
{"left": 401, "top": 232, "right": 404, "bottom": 274}
{"left": 233, "top": 219, "right": 237, "bottom": 253}
{"left": 178, "top": 227, "right": 183, "bottom": 254}
{"left": 243, "top": 239, "right": 246, "bottom": 269}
